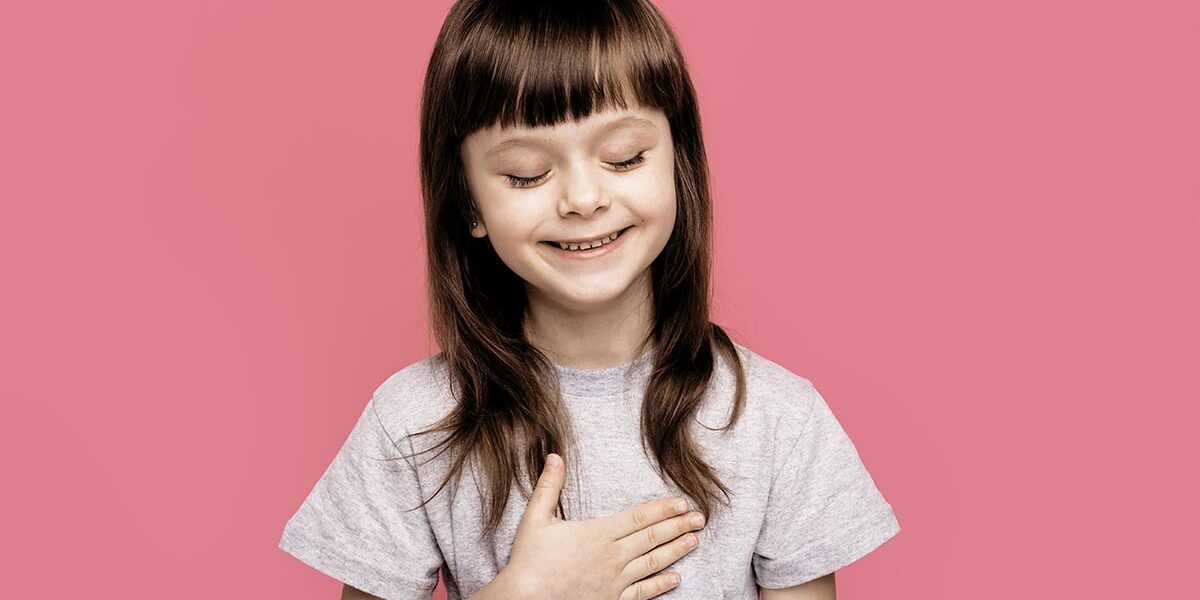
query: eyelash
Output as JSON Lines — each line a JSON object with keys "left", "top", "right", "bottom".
{"left": 504, "top": 151, "right": 648, "bottom": 188}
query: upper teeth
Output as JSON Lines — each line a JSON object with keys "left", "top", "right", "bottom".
{"left": 558, "top": 230, "right": 621, "bottom": 251}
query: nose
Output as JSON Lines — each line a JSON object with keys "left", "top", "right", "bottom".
{"left": 557, "top": 162, "right": 610, "bottom": 218}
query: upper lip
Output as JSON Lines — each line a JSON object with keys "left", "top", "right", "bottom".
{"left": 546, "top": 226, "right": 629, "bottom": 244}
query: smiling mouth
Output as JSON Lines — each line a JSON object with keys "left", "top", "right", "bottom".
{"left": 540, "top": 225, "right": 632, "bottom": 251}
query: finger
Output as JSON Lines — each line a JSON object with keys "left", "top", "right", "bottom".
{"left": 618, "top": 571, "right": 681, "bottom": 600}
{"left": 621, "top": 531, "right": 698, "bottom": 585}
{"left": 600, "top": 496, "right": 690, "bottom": 540}
{"left": 522, "top": 453, "right": 565, "bottom": 526}
{"left": 616, "top": 510, "right": 705, "bottom": 560}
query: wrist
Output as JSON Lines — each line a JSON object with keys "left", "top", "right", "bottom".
{"left": 472, "top": 566, "right": 533, "bottom": 600}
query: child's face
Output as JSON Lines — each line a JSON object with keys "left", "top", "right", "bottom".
{"left": 460, "top": 104, "right": 676, "bottom": 311}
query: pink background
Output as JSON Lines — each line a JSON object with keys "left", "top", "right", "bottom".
{"left": 3, "top": 0, "right": 1197, "bottom": 598}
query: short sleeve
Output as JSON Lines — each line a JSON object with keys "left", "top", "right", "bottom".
{"left": 752, "top": 384, "right": 900, "bottom": 588}
{"left": 279, "top": 393, "right": 443, "bottom": 599}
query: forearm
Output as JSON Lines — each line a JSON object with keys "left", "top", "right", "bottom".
{"left": 758, "top": 572, "right": 837, "bottom": 599}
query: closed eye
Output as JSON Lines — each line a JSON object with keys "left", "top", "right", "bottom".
{"left": 504, "top": 171, "right": 550, "bottom": 188}
{"left": 503, "top": 151, "right": 648, "bottom": 189}
{"left": 610, "top": 151, "right": 647, "bottom": 171}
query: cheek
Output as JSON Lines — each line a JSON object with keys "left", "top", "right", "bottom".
{"left": 650, "top": 152, "right": 677, "bottom": 209}
{"left": 478, "top": 197, "right": 550, "bottom": 251}
{"left": 636, "top": 168, "right": 678, "bottom": 225}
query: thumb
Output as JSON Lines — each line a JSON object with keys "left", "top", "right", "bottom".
{"left": 526, "top": 453, "right": 565, "bottom": 524}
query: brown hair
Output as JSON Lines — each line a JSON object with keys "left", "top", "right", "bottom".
{"left": 408, "top": 0, "right": 747, "bottom": 539}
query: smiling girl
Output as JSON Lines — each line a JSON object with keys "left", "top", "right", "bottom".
{"left": 279, "top": 1, "right": 900, "bottom": 599}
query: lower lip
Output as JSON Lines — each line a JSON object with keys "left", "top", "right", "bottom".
{"left": 540, "top": 226, "right": 632, "bottom": 260}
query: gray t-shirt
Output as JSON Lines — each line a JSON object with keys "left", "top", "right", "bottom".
{"left": 279, "top": 343, "right": 899, "bottom": 599}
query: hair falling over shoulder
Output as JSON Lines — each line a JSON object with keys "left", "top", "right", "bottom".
{"left": 402, "top": 0, "right": 747, "bottom": 539}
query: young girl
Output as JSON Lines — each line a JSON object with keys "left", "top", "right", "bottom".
{"left": 279, "top": 1, "right": 900, "bottom": 598}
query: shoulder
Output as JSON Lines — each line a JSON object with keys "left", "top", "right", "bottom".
{"left": 722, "top": 341, "right": 823, "bottom": 436}
{"left": 368, "top": 352, "right": 456, "bottom": 440}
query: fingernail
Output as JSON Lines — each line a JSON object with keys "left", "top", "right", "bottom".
{"left": 546, "top": 454, "right": 559, "bottom": 469}
{"left": 674, "top": 498, "right": 687, "bottom": 511}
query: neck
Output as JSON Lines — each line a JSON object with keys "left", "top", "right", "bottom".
{"left": 523, "top": 269, "right": 655, "bottom": 370}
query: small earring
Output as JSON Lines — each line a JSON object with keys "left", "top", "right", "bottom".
{"left": 471, "top": 220, "right": 478, "bottom": 229}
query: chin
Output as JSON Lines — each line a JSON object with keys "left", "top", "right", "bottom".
{"left": 541, "top": 279, "right": 635, "bottom": 308}
{"left": 560, "top": 287, "right": 628, "bottom": 307}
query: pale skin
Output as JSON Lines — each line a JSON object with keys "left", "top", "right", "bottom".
{"left": 460, "top": 103, "right": 677, "bottom": 369}
{"left": 341, "top": 572, "right": 836, "bottom": 598}
{"left": 339, "top": 105, "right": 837, "bottom": 597}
{"left": 341, "top": 451, "right": 834, "bottom": 598}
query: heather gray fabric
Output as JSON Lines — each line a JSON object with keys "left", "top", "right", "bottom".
{"left": 279, "top": 343, "right": 900, "bottom": 599}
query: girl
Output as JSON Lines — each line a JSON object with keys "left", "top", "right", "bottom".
{"left": 279, "top": 1, "right": 900, "bottom": 598}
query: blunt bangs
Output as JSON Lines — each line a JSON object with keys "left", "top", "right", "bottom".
{"left": 446, "top": 0, "right": 687, "bottom": 136}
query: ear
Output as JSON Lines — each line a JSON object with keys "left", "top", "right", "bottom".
{"left": 470, "top": 218, "right": 488, "bottom": 238}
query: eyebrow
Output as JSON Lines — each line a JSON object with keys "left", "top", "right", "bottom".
{"left": 484, "top": 115, "right": 658, "bottom": 158}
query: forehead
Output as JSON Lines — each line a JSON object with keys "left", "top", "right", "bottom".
{"left": 466, "top": 105, "right": 667, "bottom": 156}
